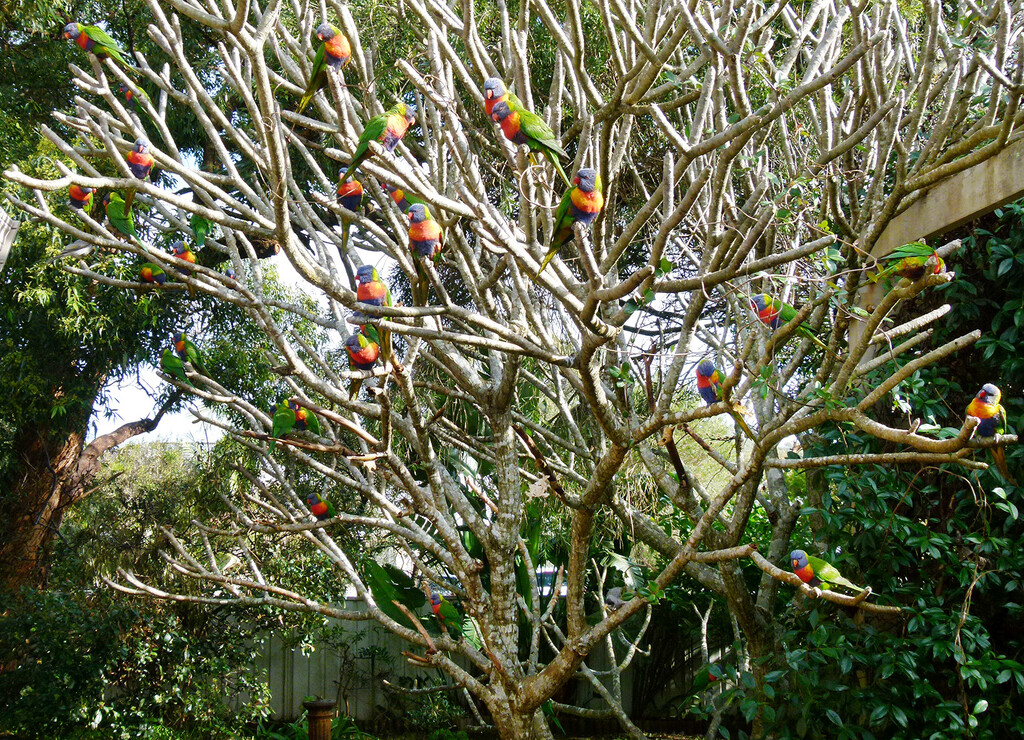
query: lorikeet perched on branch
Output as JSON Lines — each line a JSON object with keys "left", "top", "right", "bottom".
{"left": 539, "top": 167, "right": 604, "bottom": 273}
{"left": 383, "top": 182, "right": 426, "bottom": 214}
{"left": 306, "top": 492, "right": 337, "bottom": 521}
{"left": 170, "top": 240, "right": 196, "bottom": 272}
{"left": 790, "top": 550, "right": 866, "bottom": 594}
{"left": 160, "top": 349, "right": 191, "bottom": 386}
{"left": 336, "top": 178, "right": 363, "bottom": 248}
{"left": 297, "top": 23, "right": 352, "bottom": 115}
{"left": 428, "top": 588, "right": 463, "bottom": 638}
{"left": 126, "top": 139, "right": 154, "bottom": 180}
{"left": 190, "top": 214, "right": 212, "bottom": 249}
{"left": 489, "top": 99, "right": 570, "bottom": 186}
{"left": 354, "top": 264, "right": 390, "bottom": 318}
{"left": 173, "top": 332, "right": 209, "bottom": 377}
{"left": 270, "top": 399, "right": 322, "bottom": 450}
{"left": 872, "top": 241, "right": 945, "bottom": 283}
{"left": 354, "top": 265, "right": 394, "bottom": 365}
{"left": 339, "top": 102, "right": 417, "bottom": 183}
{"left": 408, "top": 203, "right": 442, "bottom": 260}
{"left": 119, "top": 83, "right": 159, "bottom": 134}
{"left": 695, "top": 360, "right": 755, "bottom": 440}
{"left": 750, "top": 293, "right": 828, "bottom": 350}
{"left": 68, "top": 184, "right": 93, "bottom": 212}
{"left": 336, "top": 178, "right": 363, "bottom": 213}
{"left": 967, "top": 383, "right": 1016, "bottom": 484}
{"left": 63, "top": 22, "right": 136, "bottom": 71}
{"left": 139, "top": 262, "right": 166, "bottom": 285}
{"left": 102, "top": 192, "right": 138, "bottom": 242}
{"left": 346, "top": 331, "right": 380, "bottom": 399}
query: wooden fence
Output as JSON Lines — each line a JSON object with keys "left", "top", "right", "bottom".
{"left": 252, "top": 597, "right": 714, "bottom": 724}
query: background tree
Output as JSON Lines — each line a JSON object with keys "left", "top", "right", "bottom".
{"left": 0, "top": 0, "right": 252, "bottom": 591}
{"left": 5, "top": 0, "right": 1023, "bottom": 738}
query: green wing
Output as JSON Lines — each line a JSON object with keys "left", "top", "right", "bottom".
{"left": 184, "top": 340, "right": 208, "bottom": 376}
{"left": 516, "top": 107, "right": 569, "bottom": 159}
{"left": 773, "top": 296, "right": 799, "bottom": 323}
{"left": 552, "top": 187, "right": 574, "bottom": 233}
{"left": 304, "top": 409, "right": 322, "bottom": 436}
{"left": 807, "top": 555, "right": 864, "bottom": 593}
{"left": 297, "top": 43, "right": 328, "bottom": 114}
{"left": 886, "top": 241, "right": 933, "bottom": 263}
{"left": 271, "top": 402, "right": 296, "bottom": 442}
{"left": 83, "top": 24, "right": 133, "bottom": 67}
{"left": 191, "top": 213, "right": 212, "bottom": 248}
{"left": 160, "top": 350, "right": 192, "bottom": 386}
{"left": 997, "top": 404, "right": 1008, "bottom": 435}
{"left": 539, "top": 189, "right": 576, "bottom": 272}
{"left": 108, "top": 195, "right": 139, "bottom": 242}
{"left": 340, "top": 114, "right": 389, "bottom": 181}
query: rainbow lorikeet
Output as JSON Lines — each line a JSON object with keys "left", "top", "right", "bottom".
{"left": 354, "top": 264, "right": 391, "bottom": 319}
{"left": 224, "top": 266, "right": 237, "bottom": 281}
{"left": 354, "top": 265, "right": 394, "bottom": 363}
{"left": 336, "top": 177, "right": 362, "bottom": 248}
{"left": 68, "top": 184, "right": 93, "bottom": 212}
{"left": 339, "top": 102, "right": 417, "bottom": 183}
{"left": 306, "top": 492, "right": 337, "bottom": 521}
{"left": 173, "top": 331, "right": 209, "bottom": 376}
{"left": 190, "top": 214, "right": 212, "bottom": 248}
{"left": 170, "top": 240, "right": 196, "bottom": 272}
{"left": 408, "top": 203, "right": 442, "bottom": 306}
{"left": 872, "top": 241, "right": 945, "bottom": 283}
{"left": 63, "top": 22, "right": 136, "bottom": 72}
{"left": 139, "top": 262, "right": 166, "bottom": 285}
{"left": 383, "top": 182, "right": 426, "bottom": 214}
{"left": 408, "top": 203, "right": 442, "bottom": 260}
{"left": 750, "top": 293, "right": 828, "bottom": 351}
{"left": 689, "top": 664, "right": 720, "bottom": 695}
{"left": 160, "top": 349, "right": 192, "bottom": 386}
{"left": 102, "top": 192, "right": 139, "bottom": 242}
{"left": 337, "top": 178, "right": 363, "bottom": 212}
{"left": 482, "top": 77, "right": 523, "bottom": 118}
{"left": 346, "top": 331, "right": 380, "bottom": 399}
{"left": 126, "top": 138, "right": 154, "bottom": 180}
{"left": 489, "top": 99, "right": 570, "bottom": 186}
{"left": 790, "top": 550, "right": 866, "bottom": 594}
{"left": 695, "top": 360, "right": 755, "bottom": 440}
{"left": 296, "top": 23, "right": 352, "bottom": 115}
{"left": 118, "top": 83, "right": 159, "bottom": 134}
{"left": 270, "top": 398, "right": 322, "bottom": 449}
{"left": 539, "top": 167, "right": 604, "bottom": 273}
{"left": 967, "top": 383, "right": 1016, "bottom": 484}
{"left": 428, "top": 589, "right": 463, "bottom": 638}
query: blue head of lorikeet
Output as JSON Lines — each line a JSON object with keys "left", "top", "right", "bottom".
{"left": 224, "top": 267, "right": 237, "bottom": 280}
{"left": 483, "top": 77, "right": 508, "bottom": 116}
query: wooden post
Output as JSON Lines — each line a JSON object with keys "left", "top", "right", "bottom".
{"left": 303, "top": 698, "right": 337, "bottom": 740}
{"left": 851, "top": 137, "right": 1024, "bottom": 352}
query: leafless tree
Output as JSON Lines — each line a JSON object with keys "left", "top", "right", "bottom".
{"left": 6, "top": 0, "right": 1023, "bottom": 736}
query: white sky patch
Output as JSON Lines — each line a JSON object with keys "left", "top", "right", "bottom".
{"left": 89, "top": 223, "right": 391, "bottom": 444}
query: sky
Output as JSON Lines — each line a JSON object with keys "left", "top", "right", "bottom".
{"left": 88, "top": 230, "right": 390, "bottom": 445}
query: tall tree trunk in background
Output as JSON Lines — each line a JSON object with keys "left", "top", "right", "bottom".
{"left": 0, "top": 394, "right": 177, "bottom": 592}
{"left": 0, "top": 428, "right": 86, "bottom": 590}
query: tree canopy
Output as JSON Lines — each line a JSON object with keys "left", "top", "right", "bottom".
{"left": 4, "top": 0, "right": 1024, "bottom": 737}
